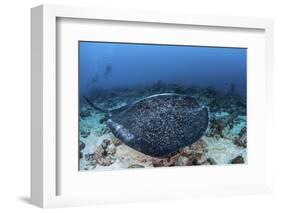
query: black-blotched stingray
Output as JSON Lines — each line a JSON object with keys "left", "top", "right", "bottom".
{"left": 84, "top": 93, "right": 209, "bottom": 157}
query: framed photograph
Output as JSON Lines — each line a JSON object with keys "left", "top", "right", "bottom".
{"left": 31, "top": 4, "right": 274, "bottom": 208}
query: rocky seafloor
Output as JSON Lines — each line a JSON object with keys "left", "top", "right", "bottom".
{"left": 79, "top": 82, "right": 247, "bottom": 171}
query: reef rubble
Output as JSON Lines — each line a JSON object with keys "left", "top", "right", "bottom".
{"left": 81, "top": 137, "right": 212, "bottom": 170}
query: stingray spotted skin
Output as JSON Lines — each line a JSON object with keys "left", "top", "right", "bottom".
{"left": 85, "top": 93, "right": 209, "bottom": 157}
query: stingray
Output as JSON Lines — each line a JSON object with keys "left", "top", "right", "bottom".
{"left": 84, "top": 93, "right": 209, "bottom": 157}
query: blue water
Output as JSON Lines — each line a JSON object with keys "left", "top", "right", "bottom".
{"left": 79, "top": 41, "right": 246, "bottom": 96}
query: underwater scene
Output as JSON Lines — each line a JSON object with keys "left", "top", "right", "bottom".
{"left": 79, "top": 41, "right": 247, "bottom": 171}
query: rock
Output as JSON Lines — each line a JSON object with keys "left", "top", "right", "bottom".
{"left": 153, "top": 139, "right": 210, "bottom": 167}
{"left": 89, "top": 159, "right": 97, "bottom": 167}
{"left": 84, "top": 153, "right": 97, "bottom": 168}
{"left": 190, "top": 139, "right": 208, "bottom": 154}
{"left": 141, "top": 159, "right": 147, "bottom": 163}
{"left": 95, "top": 139, "right": 116, "bottom": 166}
{"left": 178, "top": 141, "right": 204, "bottom": 156}
{"left": 107, "top": 144, "right": 117, "bottom": 155}
{"left": 230, "top": 156, "right": 244, "bottom": 164}
{"left": 111, "top": 137, "right": 122, "bottom": 146}
{"left": 79, "top": 141, "right": 85, "bottom": 151}
{"left": 99, "top": 116, "right": 108, "bottom": 124}
{"left": 152, "top": 159, "right": 165, "bottom": 167}
{"left": 207, "top": 117, "right": 225, "bottom": 138}
{"left": 128, "top": 164, "right": 145, "bottom": 168}
{"left": 234, "top": 127, "right": 247, "bottom": 148}
{"left": 174, "top": 156, "right": 193, "bottom": 166}
{"left": 152, "top": 156, "right": 177, "bottom": 167}
{"left": 80, "top": 107, "right": 92, "bottom": 119}
{"left": 206, "top": 112, "right": 238, "bottom": 139}
{"left": 150, "top": 150, "right": 184, "bottom": 167}
{"left": 85, "top": 153, "right": 95, "bottom": 161}
{"left": 175, "top": 152, "right": 208, "bottom": 166}
{"left": 194, "top": 153, "right": 208, "bottom": 165}
{"left": 207, "top": 157, "right": 217, "bottom": 165}
{"left": 100, "top": 127, "right": 111, "bottom": 135}
{"left": 80, "top": 129, "right": 91, "bottom": 138}
{"left": 208, "top": 97, "right": 221, "bottom": 112}
{"left": 184, "top": 140, "right": 209, "bottom": 165}
{"left": 79, "top": 152, "right": 83, "bottom": 159}
{"left": 101, "top": 139, "right": 110, "bottom": 149}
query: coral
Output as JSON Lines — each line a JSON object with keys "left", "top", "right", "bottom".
{"left": 82, "top": 137, "right": 116, "bottom": 169}
{"left": 207, "top": 112, "right": 239, "bottom": 139}
{"left": 95, "top": 139, "right": 116, "bottom": 166}
{"left": 234, "top": 127, "right": 247, "bottom": 148}
{"left": 152, "top": 139, "right": 209, "bottom": 167}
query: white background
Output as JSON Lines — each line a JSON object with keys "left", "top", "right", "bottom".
{"left": 0, "top": 0, "right": 280, "bottom": 212}
{"left": 58, "top": 17, "right": 267, "bottom": 198}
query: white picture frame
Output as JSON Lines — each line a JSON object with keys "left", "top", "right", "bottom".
{"left": 31, "top": 4, "right": 274, "bottom": 208}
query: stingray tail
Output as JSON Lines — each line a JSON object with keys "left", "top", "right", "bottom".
{"left": 83, "top": 96, "right": 109, "bottom": 113}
